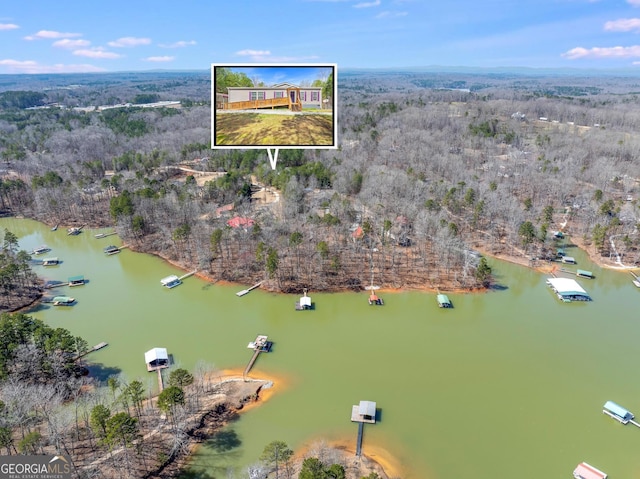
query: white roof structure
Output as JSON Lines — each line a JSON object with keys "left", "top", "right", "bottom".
{"left": 300, "top": 295, "right": 312, "bottom": 307}
{"left": 144, "top": 347, "right": 168, "bottom": 364}
{"left": 359, "top": 400, "right": 376, "bottom": 417}
{"left": 160, "top": 275, "right": 179, "bottom": 285}
{"left": 547, "top": 277, "right": 588, "bottom": 295}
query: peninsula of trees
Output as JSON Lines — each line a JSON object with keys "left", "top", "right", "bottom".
{"left": 0, "top": 70, "right": 638, "bottom": 297}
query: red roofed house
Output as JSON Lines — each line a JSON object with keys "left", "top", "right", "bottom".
{"left": 351, "top": 226, "right": 363, "bottom": 240}
{"left": 573, "top": 462, "right": 607, "bottom": 479}
{"left": 227, "top": 216, "right": 255, "bottom": 229}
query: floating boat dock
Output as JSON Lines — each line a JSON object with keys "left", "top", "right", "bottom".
{"left": 68, "top": 275, "right": 85, "bottom": 287}
{"left": 368, "top": 292, "right": 383, "bottom": 305}
{"left": 31, "top": 245, "right": 51, "bottom": 255}
{"left": 67, "top": 225, "right": 85, "bottom": 236}
{"left": 95, "top": 231, "right": 117, "bottom": 239}
{"left": 295, "top": 289, "right": 313, "bottom": 310}
{"left": 52, "top": 296, "right": 75, "bottom": 306}
{"left": 602, "top": 400, "right": 637, "bottom": 425}
{"left": 546, "top": 277, "right": 591, "bottom": 302}
{"left": 160, "top": 275, "right": 182, "bottom": 289}
{"left": 437, "top": 293, "right": 453, "bottom": 308}
{"left": 76, "top": 342, "right": 108, "bottom": 359}
{"left": 243, "top": 335, "right": 272, "bottom": 378}
{"left": 41, "top": 257, "right": 60, "bottom": 266}
{"left": 350, "top": 400, "right": 377, "bottom": 457}
{"left": 236, "top": 281, "right": 263, "bottom": 297}
{"left": 44, "top": 280, "right": 69, "bottom": 289}
{"left": 560, "top": 268, "right": 594, "bottom": 279}
{"left": 104, "top": 245, "right": 121, "bottom": 255}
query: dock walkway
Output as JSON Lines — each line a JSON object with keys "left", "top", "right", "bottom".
{"left": 236, "top": 281, "right": 263, "bottom": 297}
{"left": 243, "top": 349, "right": 261, "bottom": 378}
{"left": 356, "top": 422, "right": 364, "bottom": 457}
{"left": 179, "top": 270, "right": 197, "bottom": 281}
{"left": 76, "top": 342, "right": 108, "bottom": 360}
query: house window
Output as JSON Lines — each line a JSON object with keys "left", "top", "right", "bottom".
{"left": 300, "top": 91, "right": 307, "bottom": 101}
{"left": 274, "top": 91, "right": 284, "bottom": 98}
{"left": 250, "top": 91, "right": 265, "bottom": 101}
{"left": 311, "top": 91, "right": 319, "bottom": 101}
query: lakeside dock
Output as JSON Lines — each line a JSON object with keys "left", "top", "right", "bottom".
{"left": 95, "top": 231, "right": 117, "bottom": 239}
{"left": 236, "top": 281, "right": 263, "bottom": 297}
{"left": 76, "top": 342, "right": 108, "bottom": 360}
{"left": 243, "top": 335, "right": 272, "bottom": 378}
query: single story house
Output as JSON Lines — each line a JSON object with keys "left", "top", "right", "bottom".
{"left": 227, "top": 82, "right": 322, "bottom": 109}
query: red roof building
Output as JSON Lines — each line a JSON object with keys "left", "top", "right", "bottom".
{"left": 227, "top": 216, "right": 255, "bottom": 228}
{"left": 573, "top": 462, "right": 607, "bottom": 479}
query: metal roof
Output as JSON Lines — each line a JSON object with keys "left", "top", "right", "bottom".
{"left": 573, "top": 462, "right": 608, "bottom": 479}
{"left": 144, "top": 347, "right": 168, "bottom": 364}
{"left": 437, "top": 294, "right": 451, "bottom": 304}
{"left": 547, "top": 277, "right": 589, "bottom": 296}
{"left": 358, "top": 400, "right": 376, "bottom": 417}
{"left": 603, "top": 400, "right": 632, "bottom": 419}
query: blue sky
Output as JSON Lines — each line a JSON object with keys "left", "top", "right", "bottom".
{"left": 2, "top": 0, "right": 640, "bottom": 73}
{"left": 216, "top": 66, "right": 333, "bottom": 86}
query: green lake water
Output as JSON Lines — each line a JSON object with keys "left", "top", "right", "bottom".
{"left": 4, "top": 218, "right": 640, "bottom": 479}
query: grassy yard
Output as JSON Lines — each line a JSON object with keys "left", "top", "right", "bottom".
{"left": 215, "top": 112, "right": 334, "bottom": 146}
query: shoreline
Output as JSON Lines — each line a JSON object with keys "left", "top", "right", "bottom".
{"left": 292, "top": 437, "right": 405, "bottom": 479}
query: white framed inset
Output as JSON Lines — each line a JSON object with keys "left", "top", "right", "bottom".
{"left": 211, "top": 63, "right": 338, "bottom": 151}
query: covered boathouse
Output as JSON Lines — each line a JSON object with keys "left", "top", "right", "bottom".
{"left": 546, "top": 277, "right": 591, "bottom": 302}
{"left": 145, "top": 347, "right": 169, "bottom": 372}
{"left": 351, "top": 400, "right": 377, "bottom": 424}
{"left": 602, "top": 400, "right": 634, "bottom": 424}
{"left": 573, "top": 462, "right": 607, "bottom": 479}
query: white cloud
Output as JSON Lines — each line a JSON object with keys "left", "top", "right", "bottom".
{"left": 0, "top": 59, "right": 105, "bottom": 73}
{"left": 107, "top": 37, "right": 151, "bottom": 47}
{"left": 73, "top": 48, "right": 122, "bottom": 59}
{"left": 354, "top": 0, "right": 381, "bottom": 7}
{"left": 236, "top": 49, "right": 272, "bottom": 56}
{"left": 53, "top": 38, "right": 91, "bottom": 49}
{"left": 159, "top": 40, "right": 196, "bottom": 48}
{"left": 0, "top": 23, "right": 19, "bottom": 30}
{"left": 604, "top": 18, "right": 640, "bottom": 32}
{"left": 24, "top": 30, "right": 82, "bottom": 40}
{"left": 234, "top": 48, "right": 318, "bottom": 62}
{"left": 562, "top": 45, "right": 640, "bottom": 59}
{"left": 375, "top": 10, "right": 408, "bottom": 18}
{"left": 144, "top": 56, "right": 175, "bottom": 62}
{"left": 628, "top": 0, "right": 640, "bottom": 6}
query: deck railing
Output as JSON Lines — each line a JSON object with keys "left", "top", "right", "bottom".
{"left": 226, "top": 97, "right": 290, "bottom": 110}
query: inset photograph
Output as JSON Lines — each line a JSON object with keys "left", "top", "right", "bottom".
{"left": 212, "top": 64, "right": 336, "bottom": 148}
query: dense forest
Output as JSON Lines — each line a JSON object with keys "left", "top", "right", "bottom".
{"left": 1, "top": 69, "right": 640, "bottom": 478}
{"left": 0, "top": 70, "right": 639, "bottom": 297}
